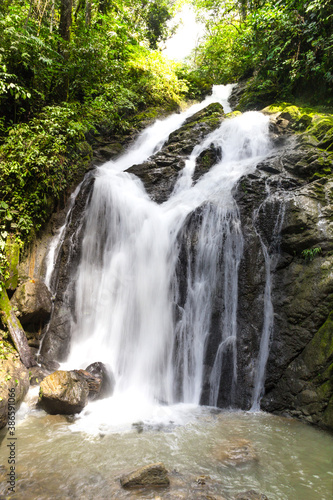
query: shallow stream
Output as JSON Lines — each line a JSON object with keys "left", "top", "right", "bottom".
{"left": 1, "top": 402, "right": 332, "bottom": 499}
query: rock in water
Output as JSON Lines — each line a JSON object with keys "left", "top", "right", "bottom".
{"left": 85, "top": 362, "right": 115, "bottom": 399}
{"left": 235, "top": 491, "right": 269, "bottom": 500}
{"left": 120, "top": 462, "right": 170, "bottom": 489}
{"left": 38, "top": 370, "right": 89, "bottom": 415}
{"left": 213, "top": 439, "right": 258, "bottom": 466}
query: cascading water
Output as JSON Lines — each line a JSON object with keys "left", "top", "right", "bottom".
{"left": 44, "top": 182, "right": 82, "bottom": 290}
{"left": 57, "top": 86, "right": 273, "bottom": 429}
{"left": 251, "top": 194, "right": 285, "bottom": 410}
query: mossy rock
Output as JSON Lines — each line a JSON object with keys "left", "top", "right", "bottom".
{"left": 262, "top": 102, "right": 294, "bottom": 115}
{"left": 310, "top": 117, "right": 333, "bottom": 143}
{"left": 0, "top": 357, "right": 29, "bottom": 429}
{"left": 225, "top": 110, "right": 242, "bottom": 119}
{"left": 303, "top": 311, "right": 333, "bottom": 374}
{"left": 280, "top": 105, "right": 302, "bottom": 122}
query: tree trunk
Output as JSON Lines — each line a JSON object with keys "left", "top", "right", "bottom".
{"left": 0, "top": 289, "right": 36, "bottom": 368}
{"left": 59, "top": 0, "right": 73, "bottom": 41}
{"left": 239, "top": 0, "right": 247, "bottom": 20}
{"left": 85, "top": 0, "right": 91, "bottom": 25}
{"left": 50, "top": 0, "right": 55, "bottom": 32}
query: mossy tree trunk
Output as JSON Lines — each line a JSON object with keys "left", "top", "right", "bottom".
{"left": 0, "top": 289, "right": 35, "bottom": 368}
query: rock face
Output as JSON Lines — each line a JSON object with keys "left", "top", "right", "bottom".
{"left": 38, "top": 370, "right": 89, "bottom": 415}
{"left": 11, "top": 279, "right": 52, "bottom": 327}
{"left": 231, "top": 110, "right": 333, "bottom": 428}
{"left": 0, "top": 357, "right": 30, "bottom": 429}
{"left": 120, "top": 462, "right": 170, "bottom": 489}
{"left": 128, "top": 102, "right": 225, "bottom": 203}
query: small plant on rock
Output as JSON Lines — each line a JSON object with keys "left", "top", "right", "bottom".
{"left": 301, "top": 247, "right": 322, "bottom": 261}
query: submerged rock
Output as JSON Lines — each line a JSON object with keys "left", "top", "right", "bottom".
{"left": 235, "top": 491, "right": 269, "bottom": 500}
{"left": 120, "top": 462, "right": 170, "bottom": 489}
{"left": 213, "top": 439, "right": 258, "bottom": 466}
{"left": 0, "top": 357, "right": 30, "bottom": 429}
{"left": 38, "top": 370, "right": 89, "bottom": 415}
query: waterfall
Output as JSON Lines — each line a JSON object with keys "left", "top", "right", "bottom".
{"left": 59, "top": 87, "right": 273, "bottom": 419}
{"left": 44, "top": 182, "right": 82, "bottom": 291}
{"left": 251, "top": 194, "right": 285, "bottom": 410}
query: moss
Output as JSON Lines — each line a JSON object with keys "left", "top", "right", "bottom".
{"left": 4, "top": 236, "right": 20, "bottom": 291}
{"left": 225, "top": 111, "right": 242, "bottom": 119}
{"left": 280, "top": 105, "right": 301, "bottom": 121}
{"left": 262, "top": 102, "right": 294, "bottom": 114}
{"left": 0, "top": 339, "right": 17, "bottom": 360}
{"left": 303, "top": 311, "right": 333, "bottom": 375}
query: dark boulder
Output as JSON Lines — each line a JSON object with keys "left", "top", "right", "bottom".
{"left": 74, "top": 362, "right": 115, "bottom": 401}
{"left": 29, "top": 365, "right": 50, "bottom": 386}
{"left": 85, "top": 362, "right": 115, "bottom": 399}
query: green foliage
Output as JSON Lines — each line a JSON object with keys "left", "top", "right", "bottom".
{"left": 0, "top": 337, "right": 17, "bottom": 360}
{"left": 301, "top": 247, "right": 322, "bottom": 261}
{"left": 190, "top": 0, "right": 333, "bottom": 103}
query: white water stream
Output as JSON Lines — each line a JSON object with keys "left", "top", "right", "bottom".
{"left": 53, "top": 85, "right": 273, "bottom": 433}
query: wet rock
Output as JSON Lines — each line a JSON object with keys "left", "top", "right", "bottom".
{"left": 0, "top": 357, "right": 30, "bottom": 429}
{"left": 38, "top": 370, "right": 89, "bottom": 415}
{"left": 74, "top": 369, "right": 102, "bottom": 400}
{"left": 29, "top": 366, "right": 49, "bottom": 386}
{"left": 193, "top": 145, "right": 222, "bottom": 182}
{"left": 85, "top": 361, "right": 115, "bottom": 399}
{"left": 228, "top": 80, "right": 248, "bottom": 109}
{"left": 213, "top": 439, "right": 258, "bottom": 466}
{"left": 235, "top": 491, "right": 269, "bottom": 500}
{"left": 262, "top": 310, "right": 333, "bottom": 430}
{"left": 37, "top": 356, "right": 60, "bottom": 372}
{"left": 74, "top": 362, "right": 115, "bottom": 401}
{"left": 11, "top": 279, "right": 52, "bottom": 328}
{"left": 128, "top": 102, "right": 225, "bottom": 203}
{"left": 120, "top": 462, "right": 170, "bottom": 489}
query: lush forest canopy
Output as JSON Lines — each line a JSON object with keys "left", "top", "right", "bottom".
{"left": 189, "top": 0, "right": 333, "bottom": 106}
{"left": 0, "top": 0, "right": 332, "bottom": 287}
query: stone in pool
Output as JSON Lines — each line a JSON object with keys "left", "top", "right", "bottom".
{"left": 38, "top": 370, "right": 89, "bottom": 415}
{"left": 235, "top": 491, "right": 269, "bottom": 500}
{"left": 214, "top": 438, "right": 258, "bottom": 465}
{"left": 120, "top": 462, "right": 170, "bottom": 489}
